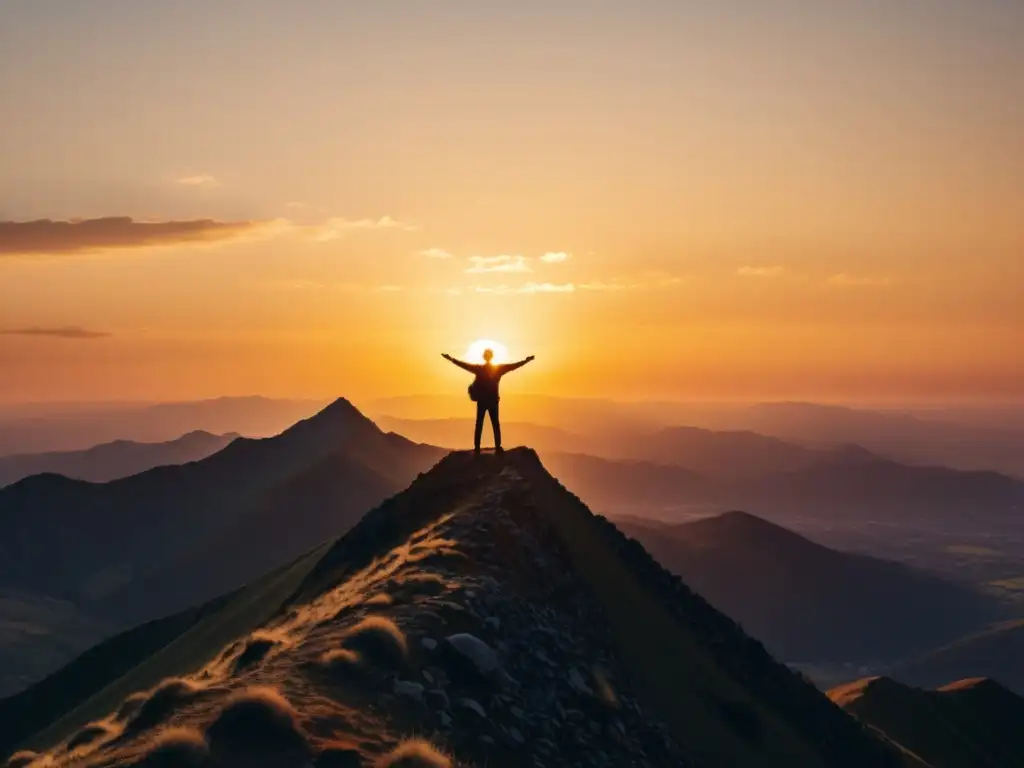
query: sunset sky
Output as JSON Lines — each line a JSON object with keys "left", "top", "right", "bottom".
{"left": 1, "top": 1, "right": 1021, "bottom": 405}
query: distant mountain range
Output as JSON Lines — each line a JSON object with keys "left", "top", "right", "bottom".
{"left": 374, "top": 415, "right": 587, "bottom": 453}
{"left": 830, "top": 676, "right": 1024, "bottom": 768}
{"left": 616, "top": 512, "right": 1005, "bottom": 662}
{"left": 0, "top": 399, "right": 443, "bottom": 627}
{"left": 370, "top": 396, "right": 1024, "bottom": 478}
{"left": 0, "top": 431, "right": 238, "bottom": 488}
{"left": 0, "top": 397, "right": 328, "bottom": 456}
{"left": 545, "top": 448, "right": 1024, "bottom": 521}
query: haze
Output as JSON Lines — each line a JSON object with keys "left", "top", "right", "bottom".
{"left": 1, "top": 1, "right": 1022, "bottom": 405}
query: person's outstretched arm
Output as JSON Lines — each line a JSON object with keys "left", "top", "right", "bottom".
{"left": 442, "top": 353, "right": 479, "bottom": 373}
{"left": 499, "top": 355, "right": 535, "bottom": 374}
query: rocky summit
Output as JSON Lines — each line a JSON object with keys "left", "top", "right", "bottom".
{"left": 3, "top": 449, "right": 904, "bottom": 768}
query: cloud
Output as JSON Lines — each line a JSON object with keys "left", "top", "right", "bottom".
{"left": 176, "top": 175, "right": 220, "bottom": 188}
{"left": 466, "top": 255, "right": 533, "bottom": 274}
{"left": 377, "top": 285, "right": 404, "bottom": 292}
{"left": 579, "top": 281, "right": 632, "bottom": 291}
{"left": 0, "top": 217, "right": 272, "bottom": 256}
{"left": 827, "top": 273, "right": 894, "bottom": 287}
{"left": 313, "top": 216, "right": 418, "bottom": 242}
{"left": 541, "top": 251, "right": 571, "bottom": 264}
{"left": 1, "top": 326, "right": 110, "bottom": 339}
{"left": 520, "top": 282, "right": 575, "bottom": 293}
{"left": 472, "top": 282, "right": 574, "bottom": 294}
{"left": 738, "top": 265, "right": 788, "bottom": 278}
{"left": 419, "top": 247, "right": 454, "bottom": 259}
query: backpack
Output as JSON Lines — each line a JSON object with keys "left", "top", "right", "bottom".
{"left": 468, "top": 381, "right": 480, "bottom": 402}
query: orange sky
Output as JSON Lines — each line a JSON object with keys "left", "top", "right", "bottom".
{"left": 1, "top": 2, "right": 1021, "bottom": 405}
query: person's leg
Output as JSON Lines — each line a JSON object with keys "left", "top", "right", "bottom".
{"left": 474, "top": 402, "right": 485, "bottom": 454}
{"left": 489, "top": 401, "right": 502, "bottom": 452}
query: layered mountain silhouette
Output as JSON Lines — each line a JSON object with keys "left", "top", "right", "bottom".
{"left": 545, "top": 450, "right": 1024, "bottom": 520}
{"left": 614, "top": 425, "right": 827, "bottom": 479}
{"left": 891, "top": 619, "right": 1024, "bottom": 696}
{"left": 0, "top": 399, "right": 443, "bottom": 627}
{"left": 830, "top": 676, "right": 1024, "bottom": 767}
{"left": 617, "top": 512, "right": 1005, "bottom": 662}
{"left": 0, "top": 450, "right": 905, "bottom": 767}
{"left": 0, "top": 431, "right": 238, "bottom": 488}
{"left": 0, "top": 397, "right": 327, "bottom": 456}
{"left": 374, "top": 415, "right": 587, "bottom": 454}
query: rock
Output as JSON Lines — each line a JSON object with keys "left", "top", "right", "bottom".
{"left": 444, "top": 633, "right": 505, "bottom": 683}
{"left": 508, "top": 726, "right": 525, "bottom": 745}
{"left": 484, "top": 616, "right": 501, "bottom": 632}
{"left": 569, "top": 667, "right": 593, "bottom": 695}
{"left": 510, "top": 706, "right": 525, "bottom": 719}
{"left": 459, "top": 698, "right": 487, "bottom": 718}
{"left": 422, "top": 670, "right": 435, "bottom": 685}
{"left": 393, "top": 680, "right": 425, "bottom": 703}
{"left": 421, "top": 638, "right": 438, "bottom": 652}
{"left": 440, "top": 711, "right": 453, "bottom": 728}
{"left": 426, "top": 689, "right": 450, "bottom": 710}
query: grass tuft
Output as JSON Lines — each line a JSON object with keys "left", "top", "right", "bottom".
{"left": 374, "top": 739, "right": 452, "bottom": 768}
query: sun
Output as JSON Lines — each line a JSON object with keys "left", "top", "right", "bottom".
{"left": 466, "top": 339, "right": 509, "bottom": 364}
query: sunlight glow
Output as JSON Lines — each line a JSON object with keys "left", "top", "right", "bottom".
{"left": 466, "top": 339, "right": 509, "bottom": 364}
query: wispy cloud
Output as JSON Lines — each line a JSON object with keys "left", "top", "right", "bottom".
{"left": 1, "top": 326, "right": 110, "bottom": 339}
{"left": 419, "top": 247, "right": 454, "bottom": 259}
{"left": 466, "top": 255, "right": 533, "bottom": 274}
{"left": 827, "top": 273, "right": 894, "bottom": 287}
{"left": 472, "top": 282, "right": 575, "bottom": 294}
{"left": 176, "top": 175, "right": 220, "bottom": 188}
{"left": 579, "top": 281, "right": 636, "bottom": 292}
{"left": 313, "top": 215, "right": 418, "bottom": 242}
{"left": 0, "top": 217, "right": 272, "bottom": 256}
{"left": 520, "top": 282, "right": 575, "bottom": 293}
{"left": 738, "top": 265, "right": 788, "bottom": 278}
{"left": 540, "top": 251, "right": 571, "bottom": 264}
{"left": 377, "top": 285, "right": 404, "bottom": 292}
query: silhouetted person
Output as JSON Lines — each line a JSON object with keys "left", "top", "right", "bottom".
{"left": 442, "top": 349, "right": 535, "bottom": 454}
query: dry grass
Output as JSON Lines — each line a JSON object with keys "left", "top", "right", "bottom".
{"left": 65, "top": 721, "right": 118, "bottom": 752}
{"left": 320, "top": 648, "right": 365, "bottom": 678}
{"left": 204, "top": 686, "right": 309, "bottom": 758}
{"left": 340, "top": 616, "right": 408, "bottom": 669}
{"left": 131, "top": 727, "right": 208, "bottom": 768}
{"left": 5, "top": 751, "right": 39, "bottom": 768}
{"left": 232, "top": 629, "right": 290, "bottom": 673}
{"left": 374, "top": 739, "right": 452, "bottom": 768}
{"left": 123, "top": 678, "right": 205, "bottom": 735}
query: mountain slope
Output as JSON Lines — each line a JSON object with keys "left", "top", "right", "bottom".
{"left": 0, "top": 591, "right": 115, "bottom": 698}
{"left": 618, "top": 512, "right": 1004, "bottom": 662}
{"left": 0, "top": 431, "right": 238, "bottom": 488}
{"left": 2, "top": 450, "right": 904, "bottom": 768}
{"left": 891, "top": 620, "right": 1024, "bottom": 696}
{"left": 830, "top": 676, "right": 1024, "bottom": 768}
{"left": 0, "top": 399, "right": 443, "bottom": 624}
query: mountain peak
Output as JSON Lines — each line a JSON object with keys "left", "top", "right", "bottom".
{"left": 274, "top": 397, "right": 382, "bottom": 444}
